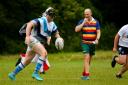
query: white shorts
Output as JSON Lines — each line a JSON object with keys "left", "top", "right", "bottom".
{"left": 27, "top": 36, "right": 41, "bottom": 52}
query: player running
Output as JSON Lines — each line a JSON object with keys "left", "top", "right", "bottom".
{"left": 112, "top": 24, "right": 128, "bottom": 78}
{"left": 8, "top": 7, "right": 63, "bottom": 81}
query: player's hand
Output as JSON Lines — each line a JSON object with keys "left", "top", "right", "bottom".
{"left": 57, "top": 37, "right": 64, "bottom": 41}
{"left": 95, "top": 39, "right": 99, "bottom": 45}
{"left": 113, "top": 47, "right": 117, "bottom": 52}
{"left": 60, "top": 37, "right": 64, "bottom": 42}
{"left": 25, "top": 36, "right": 30, "bottom": 45}
{"left": 47, "top": 39, "right": 51, "bottom": 46}
{"left": 47, "top": 37, "right": 51, "bottom": 45}
{"left": 47, "top": 41, "right": 50, "bottom": 45}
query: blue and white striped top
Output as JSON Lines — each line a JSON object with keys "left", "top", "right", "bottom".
{"left": 31, "top": 16, "right": 58, "bottom": 37}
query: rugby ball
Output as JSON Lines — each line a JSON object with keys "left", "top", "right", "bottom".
{"left": 55, "top": 37, "right": 64, "bottom": 50}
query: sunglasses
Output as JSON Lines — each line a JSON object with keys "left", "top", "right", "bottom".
{"left": 49, "top": 13, "right": 56, "bottom": 18}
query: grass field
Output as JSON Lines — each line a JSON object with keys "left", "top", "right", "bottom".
{"left": 0, "top": 51, "right": 128, "bottom": 85}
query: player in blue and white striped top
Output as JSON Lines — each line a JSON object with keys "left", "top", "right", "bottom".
{"left": 8, "top": 7, "right": 63, "bottom": 81}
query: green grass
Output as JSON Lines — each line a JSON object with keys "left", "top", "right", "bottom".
{"left": 0, "top": 51, "right": 128, "bottom": 85}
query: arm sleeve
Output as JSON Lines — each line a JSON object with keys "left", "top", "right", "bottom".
{"left": 31, "top": 19, "right": 39, "bottom": 26}
{"left": 118, "top": 26, "right": 126, "bottom": 37}
{"left": 96, "top": 20, "right": 100, "bottom": 30}
{"left": 77, "top": 19, "right": 84, "bottom": 26}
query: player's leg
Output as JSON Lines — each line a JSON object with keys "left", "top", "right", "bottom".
{"left": 8, "top": 36, "right": 38, "bottom": 80}
{"left": 115, "top": 46, "right": 128, "bottom": 78}
{"left": 111, "top": 46, "right": 126, "bottom": 67}
{"left": 81, "top": 44, "right": 95, "bottom": 80}
{"left": 116, "top": 54, "right": 128, "bottom": 78}
{"left": 33, "top": 54, "right": 45, "bottom": 74}
{"left": 89, "top": 44, "right": 95, "bottom": 65}
{"left": 15, "top": 57, "right": 22, "bottom": 67}
{"left": 31, "top": 43, "right": 47, "bottom": 80}
{"left": 111, "top": 55, "right": 118, "bottom": 67}
{"left": 40, "top": 56, "right": 50, "bottom": 74}
{"left": 31, "top": 54, "right": 39, "bottom": 63}
{"left": 32, "top": 54, "right": 50, "bottom": 74}
{"left": 15, "top": 53, "right": 26, "bottom": 67}
{"left": 111, "top": 55, "right": 126, "bottom": 67}
{"left": 116, "top": 55, "right": 126, "bottom": 65}
{"left": 82, "top": 54, "right": 90, "bottom": 79}
{"left": 81, "top": 44, "right": 90, "bottom": 80}
{"left": 8, "top": 49, "right": 35, "bottom": 80}
{"left": 32, "top": 54, "right": 46, "bottom": 74}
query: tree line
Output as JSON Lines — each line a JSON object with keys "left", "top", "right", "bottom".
{"left": 0, "top": 0, "right": 119, "bottom": 54}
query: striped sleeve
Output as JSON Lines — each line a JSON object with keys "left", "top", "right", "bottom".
{"left": 77, "top": 19, "right": 84, "bottom": 25}
{"left": 96, "top": 20, "right": 100, "bottom": 30}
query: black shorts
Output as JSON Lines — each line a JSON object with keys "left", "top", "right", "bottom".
{"left": 118, "top": 46, "right": 128, "bottom": 55}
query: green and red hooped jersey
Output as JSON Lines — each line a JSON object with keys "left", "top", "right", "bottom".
{"left": 77, "top": 18, "right": 100, "bottom": 41}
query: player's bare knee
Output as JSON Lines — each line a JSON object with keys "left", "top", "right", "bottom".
{"left": 41, "top": 51, "right": 47, "bottom": 57}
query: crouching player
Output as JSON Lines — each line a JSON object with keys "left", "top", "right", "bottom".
{"left": 111, "top": 24, "right": 128, "bottom": 78}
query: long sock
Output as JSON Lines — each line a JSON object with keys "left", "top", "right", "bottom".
{"left": 83, "top": 72, "right": 89, "bottom": 76}
{"left": 13, "top": 62, "right": 25, "bottom": 75}
{"left": 34, "top": 57, "right": 45, "bottom": 74}
{"left": 40, "top": 56, "right": 50, "bottom": 72}
{"left": 85, "top": 72, "right": 89, "bottom": 76}
{"left": 15, "top": 58, "right": 21, "bottom": 67}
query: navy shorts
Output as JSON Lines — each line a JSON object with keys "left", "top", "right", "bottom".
{"left": 118, "top": 46, "right": 128, "bottom": 55}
